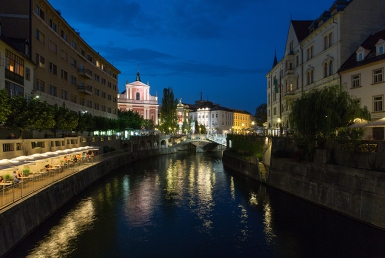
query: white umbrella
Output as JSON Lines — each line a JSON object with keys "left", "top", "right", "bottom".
{"left": 365, "top": 117, "right": 385, "bottom": 127}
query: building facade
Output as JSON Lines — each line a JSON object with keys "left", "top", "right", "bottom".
{"left": 117, "top": 72, "right": 159, "bottom": 125}
{"left": 266, "top": 0, "right": 385, "bottom": 135}
{"left": 0, "top": 0, "right": 120, "bottom": 119}
{"left": 0, "top": 25, "right": 35, "bottom": 100}
{"left": 339, "top": 29, "right": 385, "bottom": 140}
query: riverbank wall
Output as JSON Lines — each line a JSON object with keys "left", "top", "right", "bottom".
{"left": 222, "top": 150, "right": 385, "bottom": 230}
{"left": 0, "top": 148, "right": 176, "bottom": 257}
{"left": 221, "top": 152, "right": 262, "bottom": 181}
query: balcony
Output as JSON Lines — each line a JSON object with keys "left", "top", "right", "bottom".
{"left": 78, "top": 68, "right": 92, "bottom": 79}
{"left": 78, "top": 85, "right": 92, "bottom": 95}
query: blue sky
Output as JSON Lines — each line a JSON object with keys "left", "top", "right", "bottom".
{"left": 49, "top": 0, "right": 331, "bottom": 114}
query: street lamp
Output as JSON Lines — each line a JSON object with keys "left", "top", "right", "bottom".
{"left": 277, "top": 118, "right": 281, "bottom": 136}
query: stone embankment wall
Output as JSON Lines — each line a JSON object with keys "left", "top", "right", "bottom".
{"left": 267, "top": 158, "right": 385, "bottom": 230}
{"left": 0, "top": 148, "right": 176, "bottom": 257}
{"left": 222, "top": 151, "right": 385, "bottom": 230}
{"left": 222, "top": 152, "right": 262, "bottom": 181}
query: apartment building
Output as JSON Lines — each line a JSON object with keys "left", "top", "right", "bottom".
{"left": 0, "top": 24, "right": 35, "bottom": 100}
{"left": 266, "top": 0, "right": 385, "bottom": 135}
{"left": 339, "top": 29, "right": 385, "bottom": 140}
{"left": 0, "top": 0, "right": 120, "bottom": 119}
{"left": 117, "top": 72, "right": 159, "bottom": 125}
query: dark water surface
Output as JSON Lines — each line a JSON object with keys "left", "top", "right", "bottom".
{"left": 7, "top": 151, "right": 385, "bottom": 258}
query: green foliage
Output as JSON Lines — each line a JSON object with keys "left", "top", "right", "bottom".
{"left": 76, "top": 112, "right": 95, "bottom": 135}
{"left": 289, "top": 85, "right": 370, "bottom": 158}
{"left": 227, "top": 134, "right": 264, "bottom": 159}
{"left": 52, "top": 104, "right": 78, "bottom": 137}
{"left": 160, "top": 87, "right": 178, "bottom": 134}
{"left": 255, "top": 103, "right": 267, "bottom": 127}
{"left": 0, "top": 89, "right": 11, "bottom": 124}
{"left": 117, "top": 110, "right": 143, "bottom": 130}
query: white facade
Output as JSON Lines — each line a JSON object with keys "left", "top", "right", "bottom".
{"left": 267, "top": 0, "right": 385, "bottom": 134}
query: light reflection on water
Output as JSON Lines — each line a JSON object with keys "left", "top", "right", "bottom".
{"left": 26, "top": 198, "right": 95, "bottom": 258}
{"left": 10, "top": 151, "right": 385, "bottom": 258}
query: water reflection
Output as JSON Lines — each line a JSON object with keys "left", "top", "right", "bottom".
{"left": 26, "top": 198, "right": 95, "bottom": 257}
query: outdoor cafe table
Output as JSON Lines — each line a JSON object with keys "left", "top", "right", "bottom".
{"left": 19, "top": 176, "right": 30, "bottom": 188}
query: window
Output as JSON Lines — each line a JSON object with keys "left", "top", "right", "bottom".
{"left": 101, "top": 105, "right": 106, "bottom": 112}
{"left": 36, "top": 53, "right": 45, "bottom": 68}
{"left": 108, "top": 94, "right": 111, "bottom": 100}
{"left": 26, "top": 67, "right": 30, "bottom": 81}
{"left": 70, "top": 75, "right": 77, "bottom": 85}
{"left": 48, "top": 40, "right": 57, "bottom": 53}
{"left": 373, "top": 69, "right": 383, "bottom": 83}
{"left": 357, "top": 52, "right": 363, "bottom": 61}
{"left": 102, "top": 92, "right": 106, "bottom": 98}
{"left": 35, "top": 29, "right": 45, "bottom": 44}
{"left": 60, "top": 30, "right": 67, "bottom": 41}
{"left": 329, "top": 60, "right": 333, "bottom": 75}
{"left": 136, "top": 92, "right": 140, "bottom": 100}
{"left": 94, "top": 103, "right": 99, "bottom": 110}
{"left": 94, "top": 74, "right": 99, "bottom": 81}
{"left": 49, "top": 19, "right": 57, "bottom": 32}
{"left": 108, "top": 82, "right": 112, "bottom": 88}
{"left": 86, "top": 100, "right": 92, "bottom": 108}
{"left": 5, "top": 50, "right": 24, "bottom": 78}
{"left": 5, "top": 81, "right": 24, "bottom": 98}
{"left": 70, "top": 94, "right": 77, "bottom": 104}
{"left": 373, "top": 96, "right": 383, "bottom": 111}
{"left": 376, "top": 40, "right": 385, "bottom": 55}
{"left": 71, "top": 40, "right": 77, "bottom": 50}
{"left": 324, "top": 32, "right": 333, "bottom": 50}
{"left": 307, "top": 45, "right": 313, "bottom": 61}
{"left": 61, "top": 69, "right": 68, "bottom": 80}
{"left": 295, "top": 55, "right": 299, "bottom": 67}
{"left": 70, "top": 57, "right": 77, "bottom": 68}
{"left": 352, "top": 74, "right": 360, "bottom": 88}
{"left": 101, "top": 78, "right": 106, "bottom": 85}
{"left": 87, "top": 54, "right": 93, "bottom": 62}
{"left": 94, "top": 88, "right": 99, "bottom": 96}
{"left": 329, "top": 32, "right": 333, "bottom": 48}
{"left": 49, "top": 84, "right": 57, "bottom": 96}
{"left": 35, "top": 5, "right": 45, "bottom": 20}
{"left": 49, "top": 62, "right": 57, "bottom": 75}
{"left": 35, "top": 78, "right": 45, "bottom": 91}
{"left": 80, "top": 97, "right": 84, "bottom": 106}
{"left": 61, "top": 90, "right": 67, "bottom": 100}
{"left": 61, "top": 50, "right": 68, "bottom": 61}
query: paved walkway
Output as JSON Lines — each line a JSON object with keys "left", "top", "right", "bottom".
{"left": 0, "top": 160, "right": 97, "bottom": 209}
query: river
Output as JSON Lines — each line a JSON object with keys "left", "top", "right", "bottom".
{"left": 6, "top": 151, "right": 385, "bottom": 258}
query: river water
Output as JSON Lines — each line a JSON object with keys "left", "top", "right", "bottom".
{"left": 7, "top": 151, "right": 385, "bottom": 258}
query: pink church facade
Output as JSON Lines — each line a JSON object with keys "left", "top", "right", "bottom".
{"left": 117, "top": 72, "right": 159, "bottom": 125}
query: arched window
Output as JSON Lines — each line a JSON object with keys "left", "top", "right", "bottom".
{"left": 136, "top": 92, "right": 140, "bottom": 100}
{"left": 310, "top": 69, "right": 314, "bottom": 83}
{"left": 296, "top": 76, "right": 299, "bottom": 89}
{"left": 306, "top": 71, "right": 310, "bottom": 85}
{"left": 329, "top": 60, "right": 333, "bottom": 75}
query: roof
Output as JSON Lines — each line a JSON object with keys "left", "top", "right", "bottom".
{"left": 339, "top": 29, "right": 385, "bottom": 72}
{"left": 291, "top": 20, "right": 313, "bottom": 42}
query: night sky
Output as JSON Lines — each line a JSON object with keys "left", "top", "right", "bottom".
{"left": 48, "top": 0, "right": 330, "bottom": 114}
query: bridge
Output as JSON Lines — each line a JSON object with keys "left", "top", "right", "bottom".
{"left": 170, "top": 134, "right": 227, "bottom": 152}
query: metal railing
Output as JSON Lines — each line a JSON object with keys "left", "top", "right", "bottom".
{"left": 0, "top": 150, "right": 126, "bottom": 210}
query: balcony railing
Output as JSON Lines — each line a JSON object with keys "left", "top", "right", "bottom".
{"left": 78, "top": 85, "right": 92, "bottom": 95}
{"left": 117, "top": 98, "right": 158, "bottom": 105}
{"left": 78, "top": 68, "right": 92, "bottom": 79}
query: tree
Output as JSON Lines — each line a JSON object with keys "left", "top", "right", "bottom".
{"left": 289, "top": 85, "right": 370, "bottom": 156}
{"left": 255, "top": 103, "right": 267, "bottom": 127}
{"left": 117, "top": 110, "right": 143, "bottom": 131}
{"left": 51, "top": 104, "right": 78, "bottom": 137}
{"left": 76, "top": 112, "right": 95, "bottom": 136}
{"left": 0, "top": 89, "right": 11, "bottom": 124}
{"left": 160, "top": 87, "right": 177, "bottom": 134}
{"left": 5, "top": 96, "right": 54, "bottom": 138}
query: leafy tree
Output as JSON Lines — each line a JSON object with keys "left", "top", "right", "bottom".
{"left": 0, "top": 89, "right": 11, "bottom": 124}
{"left": 76, "top": 112, "right": 95, "bottom": 135}
{"left": 5, "top": 97, "right": 55, "bottom": 138}
{"left": 160, "top": 87, "right": 177, "bottom": 134}
{"left": 51, "top": 104, "right": 78, "bottom": 137}
{"left": 194, "top": 120, "right": 199, "bottom": 134}
{"left": 255, "top": 103, "right": 267, "bottom": 127}
{"left": 289, "top": 85, "right": 370, "bottom": 157}
{"left": 118, "top": 110, "right": 143, "bottom": 131}
{"left": 143, "top": 119, "right": 154, "bottom": 130}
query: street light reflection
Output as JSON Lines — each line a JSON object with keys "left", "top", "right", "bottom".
{"left": 26, "top": 198, "right": 95, "bottom": 257}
